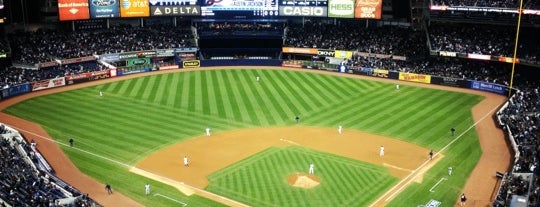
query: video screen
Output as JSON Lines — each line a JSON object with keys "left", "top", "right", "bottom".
{"left": 200, "top": 0, "right": 279, "bottom": 17}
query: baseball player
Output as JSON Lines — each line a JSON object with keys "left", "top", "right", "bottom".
{"left": 256, "top": 76, "right": 260, "bottom": 82}
{"left": 460, "top": 193, "right": 467, "bottom": 206}
{"left": 448, "top": 166, "right": 453, "bottom": 176}
{"left": 379, "top": 146, "right": 385, "bottom": 157}
{"left": 429, "top": 150, "right": 434, "bottom": 160}
{"left": 451, "top": 128, "right": 456, "bottom": 136}
{"left": 105, "top": 183, "right": 113, "bottom": 195}
{"left": 145, "top": 183, "right": 150, "bottom": 196}
{"left": 395, "top": 84, "right": 400, "bottom": 90}
{"left": 309, "top": 163, "right": 315, "bottom": 174}
{"left": 338, "top": 125, "right": 342, "bottom": 134}
{"left": 99, "top": 90, "right": 103, "bottom": 97}
{"left": 183, "top": 156, "right": 189, "bottom": 167}
{"left": 206, "top": 127, "right": 211, "bottom": 136}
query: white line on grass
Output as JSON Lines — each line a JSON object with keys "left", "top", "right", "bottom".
{"left": 368, "top": 104, "right": 502, "bottom": 206}
{"left": 429, "top": 177, "right": 447, "bottom": 192}
{"left": 154, "top": 193, "right": 188, "bottom": 207}
{"left": 10, "top": 127, "right": 132, "bottom": 168}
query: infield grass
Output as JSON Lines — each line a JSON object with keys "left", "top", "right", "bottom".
{"left": 3, "top": 68, "right": 484, "bottom": 207}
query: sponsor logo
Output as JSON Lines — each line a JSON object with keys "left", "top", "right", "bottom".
{"left": 372, "top": 69, "right": 388, "bottom": 78}
{"left": 119, "top": 53, "right": 138, "bottom": 59}
{"left": 92, "top": 0, "right": 115, "bottom": 6}
{"left": 182, "top": 60, "right": 200, "bottom": 68}
{"left": 137, "top": 51, "right": 156, "bottom": 58}
{"left": 328, "top": 0, "right": 354, "bottom": 17}
{"left": 151, "top": 6, "right": 200, "bottom": 16}
{"left": 318, "top": 50, "right": 335, "bottom": 57}
{"left": 439, "top": 51, "right": 457, "bottom": 57}
{"left": 279, "top": 6, "right": 327, "bottom": 16}
{"left": 132, "top": 59, "right": 148, "bottom": 65}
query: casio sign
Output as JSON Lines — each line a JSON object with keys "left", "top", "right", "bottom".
{"left": 280, "top": 6, "right": 327, "bottom": 16}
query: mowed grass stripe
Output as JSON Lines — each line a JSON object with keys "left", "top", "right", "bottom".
{"left": 140, "top": 75, "right": 156, "bottom": 100}
{"left": 224, "top": 70, "right": 253, "bottom": 123}
{"left": 166, "top": 73, "right": 181, "bottom": 107}
{"left": 204, "top": 70, "right": 220, "bottom": 116}
{"left": 179, "top": 72, "right": 191, "bottom": 109}
{"left": 232, "top": 70, "right": 261, "bottom": 124}
{"left": 194, "top": 71, "right": 205, "bottom": 113}
{"left": 294, "top": 72, "right": 337, "bottom": 106}
{"left": 271, "top": 71, "right": 317, "bottom": 112}
{"left": 243, "top": 70, "right": 278, "bottom": 125}
{"left": 257, "top": 70, "right": 296, "bottom": 123}
{"left": 236, "top": 70, "right": 269, "bottom": 125}
{"left": 262, "top": 70, "right": 303, "bottom": 117}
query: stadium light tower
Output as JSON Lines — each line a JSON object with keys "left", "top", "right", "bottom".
{"left": 508, "top": 0, "right": 524, "bottom": 97}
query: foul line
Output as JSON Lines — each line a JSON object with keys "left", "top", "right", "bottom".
{"left": 429, "top": 177, "right": 447, "bottom": 192}
{"left": 383, "top": 163, "right": 414, "bottom": 172}
{"left": 279, "top": 138, "right": 300, "bottom": 145}
{"left": 154, "top": 193, "right": 188, "bottom": 207}
{"left": 10, "top": 126, "right": 132, "bottom": 168}
{"left": 368, "top": 104, "right": 501, "bottom": 206}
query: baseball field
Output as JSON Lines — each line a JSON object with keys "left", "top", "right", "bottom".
{"left": 0, "top": 67, "right": 508, "bottom": 207}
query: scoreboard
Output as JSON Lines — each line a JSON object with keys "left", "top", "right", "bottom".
{"left": 58, "top": 0, "right": 381, "bottom": 20}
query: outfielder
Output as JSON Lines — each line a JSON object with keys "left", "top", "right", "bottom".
{"left": 145, "top": 183, "right": 150, "bottom": 196}
{"left": 256, "top": 76, "right": 260, "bottom": 82}
{"left": 395, "top": 84, "right": 400, "bottom": 90}
{"left": 99, "top": 90, "right": 103, "bottom": 97}
{"left": 448, "top": 166, "right": 453, "bottom": 176}
{"left": 309, "top": 163, "right": 315, "bottom": 174}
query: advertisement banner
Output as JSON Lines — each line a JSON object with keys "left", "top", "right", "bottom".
{"left": 120, "top": 0, "right": 150, "bottom": 17}
{"left": 334, "top": 50, "right": 353, "bottom": 58}
{"left": 58, "top": 0, "right": 90, "bottom": 21}
{"left": 399, "top": 73, "right": 431, "bottom": 84}
{"left": 281, "top": 61, "right": 303, "bottom": 68}
{"left": 282, "top": 47, "right": 318, "bottom": 55}
{"left": 1, "top": 83, "right": 32, "bottom": 98}
{"left": 177, "top": 53, "right": 196, "bottom": 61}
{"left": 61, "top": 56, "right": 96, "bottom": 65}
{"left": 328, "top": 0, "right": 354, "bottom": 18}
{"left": 156, "top": 49, "right": 175, "bottom": 57}
{"left": 127, "top": 58, "right": 151, "bottom": 67}
{"left": 279, "top": 6, "right": 328, "bottom": 17}
{"left": 182, "top": 60, "right": 201, "bottom": 68}
{"left": 354, "top": 0, "right": 381, "bottom": 19}
{"left": 372, "top": 68, "right": 388, "bottom": 78}
{"left": 38, "top": 61, "right": 59, "bottom": 68}
{"left": 32, "top": 77, "right": 66, "bottom": 91}
{"left": 174, "top": 48, "right": 198, "bottom": 53}
{"left": 65, "top": 70, "right": 110, "bottom": 85}
{"left": 150, "top": 5, "right": 201, "bottom": 16}
{"left": 100, "top": 53, "right": 120, "bottom": 62}
{"left": 89, "top": 0, "right": 120, "bottom": 18}
{"left": 470, "top": 81, "right": 506, "bottom": 94}
{"left": 317, "top": 49, "right": 335, "bottom": 57}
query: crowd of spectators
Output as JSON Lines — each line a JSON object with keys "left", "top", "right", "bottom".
{"left": 285, "top": 21, "right": 426, "bottom": 58}
{"left": 495, "top": 79, "right": 540, "bottom": 206}
{"left": 8, "top": 24, "right": 195, "bottom": 65}
{"left": 429, "top": 23, "right": 540, "bottom": 63}
{"left": 0, "top": 61, "right": 104, "bottom": 89}
{"left": 0, "top": 125, "right": 101, "bottom": 206}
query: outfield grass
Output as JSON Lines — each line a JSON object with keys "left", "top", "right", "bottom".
{"left": 3, "top": 68, "right": 484, "bottom": 207}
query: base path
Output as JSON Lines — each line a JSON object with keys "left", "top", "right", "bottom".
{"left": 0, "top": 67, "right": 511, "bottom": 207}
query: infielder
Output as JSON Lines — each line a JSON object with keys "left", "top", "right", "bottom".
{"left": 380, "top": 146, "right": 385, "bottom": 157}
{"left": 206, "top": 127, "right": 211, "bottom": 136}
{"left": 338, "top": 125, "right": 342, "bottom": 134}
{"left": 145, "top": 183, "right": 150, "bottom": 196}
{"left": 309, "top": 163, "right": 315, "bottom": 174}
{"left": 99, "top": 90, "right": 103, "bottom": 97}
{"left": 183, "top": 156, "right": 189, "bottom": 167}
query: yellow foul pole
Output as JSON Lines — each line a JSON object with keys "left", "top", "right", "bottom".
{"left": 508, "top": 0, "right": 524, "bottom": 97}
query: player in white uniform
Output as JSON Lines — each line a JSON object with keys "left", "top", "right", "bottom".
{"left": 183, "top": 156, "right": 189, "bottom": 167}
{"left": 206, "top": 127, "right": 211, "bottom": 136}
{"left": 380, "top": 146, "right": 385, "bottom": 157}
{"left": 448, "top": 166, "right": 453, "bottom": 176}
{"left": 145, "top": 183, "right": 150, "bottom": 196}
{"left": 256, "top": 76, "right": 260, "bottom": 82}
{"left": 99, "top": 90, "right": 103, "bottom": 97}
{"left": 309, "top": 163, "right": 315, "bottom": 174}
{"left": 395, "top": 84, "right": 400, "bottom": 90}
{"left": 338, "top": 125, "right": 342, "bottom": 134}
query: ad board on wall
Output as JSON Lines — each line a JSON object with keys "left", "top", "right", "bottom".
{"left": 327, "top": 0, "right": 354, "bottom": 18}
{"left": 120, "top": 0, "right": 150, "bottom": 17}
{"left": 89, "top": 0, "right": 120, "bottom": 18}
{"left": 58, "top": 0, "right": 90, "bottom": 21}
{"left": 354, "top": 0, "right": 381, "bottom": 19}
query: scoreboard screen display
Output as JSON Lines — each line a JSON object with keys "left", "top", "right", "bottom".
{"left": 200, "top": 0, "right": 279, "bottom": 17}
{"left": 278, "top": 0, "right": 327, "bottom": 17}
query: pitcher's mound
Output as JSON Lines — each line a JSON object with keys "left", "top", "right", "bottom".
{"left": 287, "top": 173, "right": 320, "bottom": 189}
